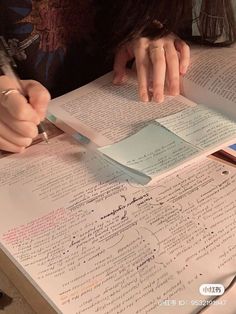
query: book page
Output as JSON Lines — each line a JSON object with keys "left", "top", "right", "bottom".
{"left": 156, "top": 105, "right": 236, "bottom": 149}
{"left": 182, "top": 47, "right": 236, "bottom": 119}
{"left": 48, "top": 73, "right": 195, "bottom": 146}
{"left": 0, "top": 135, "right": 236, "bottom": 314}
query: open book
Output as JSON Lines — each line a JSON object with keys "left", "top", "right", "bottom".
{"left": 47, "top": 46, "right": 236, "bottom": 184}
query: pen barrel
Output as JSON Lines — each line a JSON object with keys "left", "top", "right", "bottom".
{"left": 37, "top": 124, "right": 45, "bottom": 134}
{"left": 0, "top": 60, "right": 23, "bottom": 92}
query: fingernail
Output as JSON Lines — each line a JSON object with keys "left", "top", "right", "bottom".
{"left": 113, "top": 74, "right": 126, "bottom": 85}
{"left": 169, "top": 89, "right": 179, "bottom": 96}
{"left": 19, "top": 147, "right": 25, "bottom": 154}
{"left": 38, "top": 109, "right": 47, "bottom": 121}
{"left": 27, "top": 139, "right": 33, "bottom": 147}
{"left": 140, "top": 93, "right": 149, "bottom": 102}
{"left": 35, "top": 116, "right": 41, "bottom": 124}
{"left": 180, "top": 65, "right": 188, "bottom": 75}
{"left": 40, "top": 113, "right": 46, "bottom": 121}
{"left": 153, "top": 94, "right": 164, "bottom": 103}
{"left": 113, "top": 76, "right": 120, "bottom": 84}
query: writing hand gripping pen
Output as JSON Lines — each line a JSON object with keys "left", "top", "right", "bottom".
{"left": 0, "top": 37, "right": 48, "bottom": 143}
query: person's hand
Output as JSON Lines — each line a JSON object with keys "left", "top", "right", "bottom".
{"left": 0, "top": 76, "right": 50, "bottom": 153}
{"left": 113, "top": 33, "right": 190, "bottom": 103}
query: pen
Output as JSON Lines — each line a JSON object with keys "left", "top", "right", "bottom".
{"left": 0, "top": 36, "right": 48, "bottom": 143}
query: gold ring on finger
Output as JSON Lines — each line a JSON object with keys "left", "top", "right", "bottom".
{"left": 149, "top": 46, "right": 164, "bottom": 53}
{"left": 0, "top": 88, "right": 20, "bottom": 104}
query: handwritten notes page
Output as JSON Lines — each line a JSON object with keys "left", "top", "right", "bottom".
{"left": 47, "top": 72, "right": 195, "bottom": 147}
{"left": 0, "top": 135, "right": 236, "bottom": 314}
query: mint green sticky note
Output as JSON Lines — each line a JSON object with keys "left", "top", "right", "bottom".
{"left": 99, "top": 123, "right": 200, "bottom": 180}
{"left": 47, "top": 114, "right": 57, "bottom": 123}
{"left": 72, "top": 132, "right": 90, "bottom": 144}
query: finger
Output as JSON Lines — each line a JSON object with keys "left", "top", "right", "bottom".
{"left": 0, "top": 136, "right": 25, "bottom": 153}
{"left": 174, "top": 39, "right": 190, "bottom": 75}
{"left": 0, "top": 106, "right": 38, "bottom": 138}
{"left": 0, "top": 75, "right": 19, "bottom": 90}
{"left": 133, "top": 39, "right": 150, "bottom": 102}
{"left": 0, "top": 119, "right": 32, "bottom": 147}
{"left": 0, "top": 91, "right": 40, "bottom": 125}
{"left": 165, "top": 42, "right": 180, "bottom": 96}
{"left": 22, "top": 80, "right": 51, "bottom": 120}
{"left": 113, "top": 47, "right": 130, "bottom": 84}
{"left": 149, "top": 46, "right": 166, "bottom": 103}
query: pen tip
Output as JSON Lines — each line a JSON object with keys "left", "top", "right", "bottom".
{"left": 42, "top": 132, "right": 49, "bottom": 143}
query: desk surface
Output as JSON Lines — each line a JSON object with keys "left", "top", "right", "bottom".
{"left": 0, "top": 267, "right": 35, "bottom": 314}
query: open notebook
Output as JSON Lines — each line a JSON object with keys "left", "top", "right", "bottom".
{"left": 0, "top": 134, "right": 236, "bottom": 314}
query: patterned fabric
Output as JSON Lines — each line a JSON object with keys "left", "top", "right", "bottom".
{"left": 0, "top": 0, "right": 109, "bottom": 97}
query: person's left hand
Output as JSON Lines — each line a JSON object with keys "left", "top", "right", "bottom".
{"left": 113, "top": 33, "right": 190, "bottom": 103}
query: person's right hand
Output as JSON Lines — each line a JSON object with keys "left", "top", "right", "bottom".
{"left": 0, "top": 76, "right": 50, "bottom": 153}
